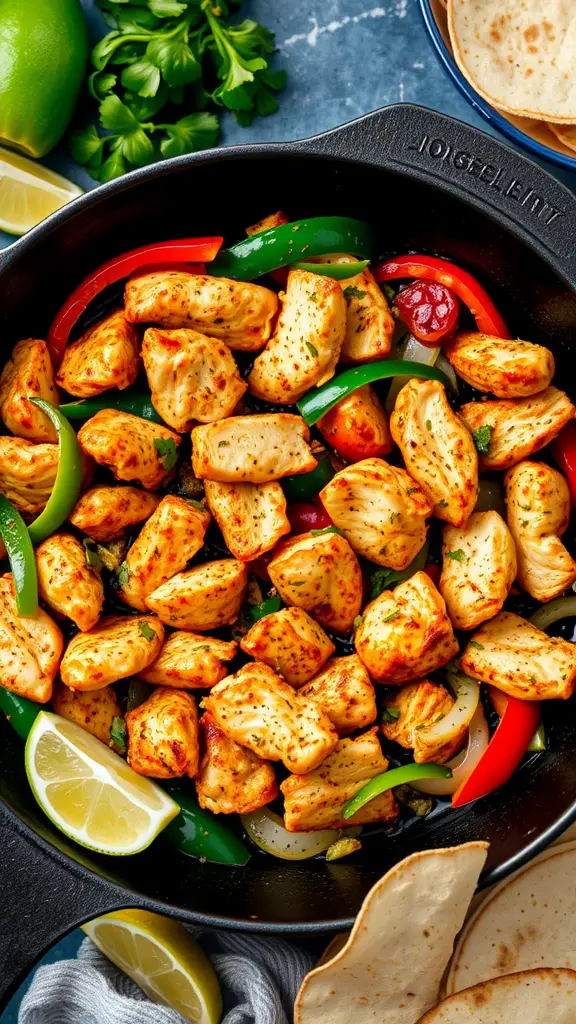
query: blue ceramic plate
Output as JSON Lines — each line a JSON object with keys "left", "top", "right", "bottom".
{"left": 418, "top": 0, "right": 576, "bottom": 172}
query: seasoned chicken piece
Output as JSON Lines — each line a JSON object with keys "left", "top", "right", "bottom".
{"left": 439, "top": 511, "right": 517, "bottom": 631}
{"left": 204, "top": 479, "right": 290, "bottom": 561}
{"left": 126, "top": 687, "right": 199, "bottom": 779}
{"left": 319, "top": 458, "right": 432, "bottom": 569}
{"left": 390, "top": 379, "right": 478, "bottom": 527}
{"left": 461, "top": 611, "right": 576, "bottom": 701}
{"left": 0, "top": 338, "right": 58, "bottom": 442}
{"left": 0, "top": 437, "right": 58, "bottom": 521}
{"left": 267, "top": 531, "right": 362, "bottom": 633}
{"left": 124, "top": 271, "right": 278, "bottom": 352}
{"left": 192, "top": 413, "right": 316, "bottom": 483}
{"left": 36, "top": 532, "right": 104, "bottom": 632}
{"left": 505, "top": 461, "right": 576, "bottom": 602}
{"left": 142, "top": 327, "right": 247, "bottom": 431}
{"left": 300, "top": 655, "right": 377, "bottom": 736}
{"left": 52, "top": 681, "right": 121, "bottom": 746}
{"left": 119, "top": 495, "right": 210, "bottom": 611}
{"left": 196, "top": 713, "right": 278, "bottom": 814}
{"left": 245, "top": 210, "right": 289, "bottom": 236}
{"left": 281, "top": 729, "right": 398, "bottom": 831}
{"left": 140, "top": 632, "right": 237, "bottom": 689}
{"left": 146, "top": 559, "right": 247, "bottom": 631}
{"left": 68, "top": 485, "right": 160, "bottom": 542}
{"left": 381, "top": 679, "right": 466, "bottom": 764}
{"left": 459, "top": 387, "right": 575, "bottom": 471}
{"left": 248, "top": 269, "right": 346, "bottom": 404}
{"left": 311, "top": 254, "right": 395, "bottom": 363}
{"left": 445, "top": 332, "right": 554, "bottom": 398}
{"left": 55, "top": 310, "right": 140, "bottom": 398}
{"left": 317, "top": 385, "right": 392, "bottom": 460}
{"left": 60, "top": 615, "right": 164, "bottom": 691}
{"left": 240, "top": 607, "right": 335, "bottom": 687}
{"left": 0, "top": 574, "right": 63, "bottom": 702}
{"left": 78, "top": 409, "right": 181, "bottom": 491}
{"left": 355, "top": 571, "right": 459, "bottom": 683}
{"left": 202, "top": 662, "right": 338, "bottom": 773}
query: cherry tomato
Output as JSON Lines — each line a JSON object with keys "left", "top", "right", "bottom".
{"left": 394, "top": 279, "right": 459, "bottom": 346}
{"left": 317, "top": 385, "right": 392, "bottom": 463}
{"left": 287, "top": 503, "right": 333, "bottom": 534}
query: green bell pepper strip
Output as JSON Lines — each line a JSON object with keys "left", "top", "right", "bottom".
{"left": 290, "top": 260, "right": 369, "bottom": 280}
{"left": 528, "top": 723, "right": 547, "bottom": 753}
{"left": 282, "top": 455, "right": 335, "bottom": 503}
{"left": 0, "top": 689, "right": 42, "bottom": 740}
{"left": 297, "top": 360, "right": 452, "bottom": 426}
{"left": 27, "top": 399, "right": 84, "bottom": 546}
{"left": 210, "top": 217, "right": 372, "bottom": 281}
{"left": 60, "top": 392, "right": 163, "bottom": 424}
{"left": 0, "top": 495, "right": 38, "bottom": 616}
{"left": 249, "top": 595, "right": 283, "bottom": 623}
{"left": 343, "top": 763, "right": 452, "bottom": 819}
{"left": 161, "top": 783, "right": 250, "bottom": 866}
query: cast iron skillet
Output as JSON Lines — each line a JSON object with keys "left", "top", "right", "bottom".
{"left": 2, "top": 104, "right": 576, "bottom": 1005}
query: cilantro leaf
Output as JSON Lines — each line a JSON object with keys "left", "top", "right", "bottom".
{"left": 138, "top": 620, "right": 157, "bottom": 642}
{"left": 472, "top": 424, "right": 494, "bottom": 455}
{"left": 110, "top": 716, "right": 127, "bottom": 753}
{"left": 310, "top": 526, "right": 345, "bottom": 537}
{"left": 370, "top": 567, "right": 403, "bottom": 599}
{"left": 445, "top": 549, "right": 466, "bottom": 562}
{"left": 160, "top": 113, "right": 219, "bottom": 158}
{"left": 343, "top": 285, "right": 367, "bottom": 300}
{"left": 154, "top": 436, "right": 178, "bottom": 470}
{"left": 468, "top": 640, "right": 484, "bottom": 649}
{"left": 148, "top": 0, "right": 188, "bottom": 15}
{"left": 382, "top": 706, "right": 401, "bottom": 723}
{"left": 69, "top": 125, "right": 105, "bottom": 166}
{"left": 117, "top": 561, "right": 131, "bottom": 588}
{"left": 99, "top": 148, "right": 128, "bottom": 183}
{"left": 147, "top": 38, "right": 201, "bottom": 88}
{"left": 89, "top": 70, "right": 117, "bottom": 101}
{"left": 121, "top": 61, "right": 162, "bottom": 98}
{"left": 99, "top": 93, "right": 140, "bottom": 134}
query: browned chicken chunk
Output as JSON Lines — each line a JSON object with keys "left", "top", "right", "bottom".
{"left": 124, "top": 271, "right": 278, "bottom": 352}
{"left": 0, "top": 573, "right": 63, "bottom": 703}
{"left": 0, "top": 437, "right": 58, "bottom": 521}
{"left": 240, "top": 607, "right": 335, "bottom": 687}
{"left": 192, "top": 413, "right": 316, "bottom": 483}
{"left": 245, "top": 211, "right": 289, "bottom": 235}
{"left": 439, "top": 511, "right": 517, "bottom": 630}
{"left": 309, "top": 256, "right": 395, "bottom": 363}
{"left": 126, "top": 687, "right": 199, "bottom": 778}
{"left": 281, "top": 729, "right": 398, "bottom": 831}
{"left": 119, "top": 495, "right": 210, "bottom": 611}
{"left": 461, "top": 612, "right": 576, "bottom": 701}
{"left": 52, "top": 681, "right": 122, "bottom": 746}
{"left": 78, "top": 409, "right": 181, "bottom": 491}
{"left": 445, "top": 332, "right": 555, "bottom": 398}
{"left": 140, "top": 632, "right": 237, "bottom": 689}
{"left": 68, "top": 485, "right": 161, "bottom": 542}
{"left": 56, "top": 310, "right": 140, "bottom": 397}
{"left": 146, "top": 559, "right": 248, "bottom": 631}
{"left": 300, "top": 655, "right": 377, "bottom": 736}
{"left": 355, "top": 571, "right": 459, "bottom": 683}
{"left": 195, "top": 713, "right": 278, "bottom": 814}
{"left": 267, "top": 530, "right": 362, "bottom": 634}
{"left": 204, "top": 479, "right": 290, "bottom": 561}
{"left": 0, "top": 338, "right": 58, "bottom": 442}
{"left": 142, "top": 327, "right": 247, "bottom": 430}
{"left": 36, "top": 532, "right": 104, "bottom": 632}
{"left": 60, "top": 615, "right": 164, "bottom": 691}
{"left": 202, "top": 662, "right": 338, "bottom": 774}
{"left": 381, "top": 679, "right": 466, "bottom": 764}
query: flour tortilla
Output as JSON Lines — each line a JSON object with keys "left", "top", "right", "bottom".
{"left": 295, "top": 842, "right": 488, "bottom": 1024}
{"left": 446, "top": 840, "right": 576, "bottom": 996}
{"left": 548, "top": 122, "right": 576, "bottom": 152}
{"left": 418, "top": 968, "right": 576, "bottom": 1022}
{"left": 448, "top": 0, "right": 576, "bottom": 122}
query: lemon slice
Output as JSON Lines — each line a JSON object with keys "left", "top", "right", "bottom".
{"left": 83, "top": 909, "right": 222, "bottom": 1024}
{"left": 0, "top": 146, "right": 83, "bottom": 235}
{"left": 25, "top": 711, "right": 179, "bottom": 855}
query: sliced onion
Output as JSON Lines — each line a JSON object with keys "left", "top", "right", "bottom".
{"left": 412, "top": 705, "right": 489, "bottom": 796}
{"left": 414, "top": 666, "right": 480, "bottom": 751}
{"left": 474, "top": 479, "right": 505, "bottom": 516}
{"left": 386, "top": 335, "right": 440, "bottom": 414}
{"left": 436, "top": 352, "right": 459, "bottom": 395}
{"left": 529, "top": 596, "right": 576, "bottom": 632}
{"left": 241, "top": 807, "right": 361, "bottom": 861}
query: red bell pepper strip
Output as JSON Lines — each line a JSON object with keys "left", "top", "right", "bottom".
{"left": 551, "top": 421, "right": 576, "bottom": 506}
{"left": 47, "top": 237, "right": 223, "bottom": 365}
{"left": 374, "top": 255, "right": 510, "bottom": 339}
{"left": 287, "top": 503, "right": 333, "bottom": 534}
{"left": 452, "top": 688, "right": 540, "bottom": 807}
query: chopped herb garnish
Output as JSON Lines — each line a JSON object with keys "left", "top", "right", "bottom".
{"left": 117, "top": 561, "right": 131, "bottom": 587}
{"left": 370, "top": 566, "right": 407, "bottom": 599}
{"left": 83, "top": 538, "right": 102, "bottom": 571}
{"left": 437, "top": 499, "right": 449, "bottom": 508}
{"left": 519, "top": 503, "right": 532, "bottom": 511}
{"left": 353, "top": 614, "right": 363, "bottom": 630}
{"left": 186, "top": 498, "right": 206, "bottom": 511}
{"left": 154, "top": 436, "right": 178, "bottom": 471}
{"left": 310, "top": 525, "right": 344, "bottom": 537}
{"left": 389, "top": 511, "right": 401, "bottom": 524}
{"left": 445, "top": 549, "right": 466, "bottom": 562}
{"left": 218, "top": 440, "right": 230, "bottom": 448}
{"left": 291, "top": 580, "right": 306, "bottom": 587}
{"left": 138, "top": 620, "right": 157, "bottom": 642}
{"left": 471, "top": 424, "right": 494, "bottom": 455}
{"left": 425, "top": 419, "right": 432, "bottom": 431}
{"left": 110, "top": 716, "right": 127, "bottom": 754}
{"left": 382, "top": 610, "right": 400, "bottom": 623}
{"left": 468, "top": 640, "right": 484, "bottom": 649}
{"left": 382, "top": 706, "right": 401, "bottom": 723}
{"left": 343, "top": 285, "right": 366, "bottom": 300}
{"left": 406, "top": 487, "right": 419, "bottom": 494}
{"left": 306, "top": 341, "right": 319, "bottom": 358}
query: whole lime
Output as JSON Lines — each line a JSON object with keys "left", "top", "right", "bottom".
{"left": 0, "top": 0, "right": 89, "bottom": 158}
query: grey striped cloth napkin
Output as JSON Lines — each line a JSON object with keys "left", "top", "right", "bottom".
{"left": 18, "top": 930, "right": 316, "bottom": 1024}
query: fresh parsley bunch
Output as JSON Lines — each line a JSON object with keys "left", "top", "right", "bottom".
{"left": 70, "top": 0, "right": 287, "bottom": 182}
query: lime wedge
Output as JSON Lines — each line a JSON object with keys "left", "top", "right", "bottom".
{"left": 0, "top": 147, "right": 82, "bottom": 235}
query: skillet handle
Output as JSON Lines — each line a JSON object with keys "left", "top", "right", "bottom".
{"left": 0, "top": 804, "right": 132, "bottom": 1009}
{"left": 294, "top": 103, "right": 576, "bottom": 278}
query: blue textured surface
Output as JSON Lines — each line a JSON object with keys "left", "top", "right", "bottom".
{"left": 0, "top": 0, "right": 574, "bottom": 1019}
